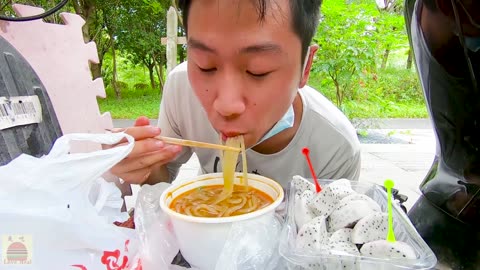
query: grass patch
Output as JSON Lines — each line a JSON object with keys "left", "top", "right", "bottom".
{"left": 97, "top": 86, "right": 161, "bottom": 119}
{"left": 99, "top": 53, "right": 163, "bottom": 119}
{"left": 342, "top": 100, "right": 427, "bottom": 119}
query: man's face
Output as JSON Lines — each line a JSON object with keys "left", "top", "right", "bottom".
{"left": 186, "top": 0, "right": 304, "bottom": 147}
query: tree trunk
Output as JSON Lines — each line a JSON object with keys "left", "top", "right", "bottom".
{"left": 148, "top": 64, "right": 157, "bottom": 90}
{"left": 111, "top": 46, "right": 121, "bottom": 99}
{"left": 406, "top": 49, "right": 413, "bottom": 69}
{"left": 154, "top": 61, "right": 164, "bottom": 90}
{"left": 152, "top": 54, "right": 164, "bottom": 90}
{"left": 381, "top": 48, "right": 390, "bottom": 69}
{"left": 334, "top": 80, "right": 342, "bottom": 107}
{"left": 90, "top": 63, "right": 102, "bottom": 80}
{"left": 91, "top": 26, "right": 112, "bottom": 80}
{"left": 159, "top": 65, "right": 165, "bottom": 94}
{"left": 75, "top": 2, "right": 95, "bottom": 43}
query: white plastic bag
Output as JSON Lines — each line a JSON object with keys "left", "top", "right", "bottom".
{"left": 214, "top": 214, "right": 285, "bottom": 270}
{"left": 0, "top": 133, "right": 140, "bottom": 270}
{"left": 135, "top": 182, "right": 290, "bottom": 270}
{"left": 134, "top": 183, "right": 186, "bottom": 270}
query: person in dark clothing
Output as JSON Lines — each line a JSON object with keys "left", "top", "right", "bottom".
{"left": 404, "top": 0, "right": 480, "bottom": 269}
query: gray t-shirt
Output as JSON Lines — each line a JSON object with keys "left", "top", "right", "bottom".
{"left": 158, "top": 62, "right": 361, "bottom": 187}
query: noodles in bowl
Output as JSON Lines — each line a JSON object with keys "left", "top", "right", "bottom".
{"left": 169, "top": 135, "right": 275, "bottom": 218}
{"left": 170, "top": 184, "right": 274, "bottom": 217}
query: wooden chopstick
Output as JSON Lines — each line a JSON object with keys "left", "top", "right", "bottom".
{"left": 154, "top": 135, "right": 241, "bottom": 152}
{"left": 105, "top": 128, "right": 240, "bottom": 152}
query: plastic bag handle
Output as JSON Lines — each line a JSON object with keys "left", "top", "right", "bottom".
{"left": 47, "top": 132, "right": 134, "bottom": 158}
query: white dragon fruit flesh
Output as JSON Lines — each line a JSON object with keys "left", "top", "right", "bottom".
{"left": 328, "top": 228, "right": 353, "bottom": 244}
{"left": 296, "top": 215, "right": 329, "bottom": 250}
{"left": 334, "top": 193, "right": 382, "bottom": 213}
{"left": 307, "top": 179, "right": 355, "bottom": 217}
{"left": 327, "top": 200, "right": 379, "bottom": 232}
{"left": 327, "top": 241, "right": 360, "bottom": 269}
{"left": 351, "top": 212, "right": 389, "bottom": 244}
{"left": 295, "top": 190, "right": 316, "bottom": 229}
{"left": 292, "top": 175, "right": 316, "bottom": 197}
{"left": 329, "top": 241, "right": 360, "bottom": 256}
{"left": 360, "top": 240, "right": 417, "bottom": 259}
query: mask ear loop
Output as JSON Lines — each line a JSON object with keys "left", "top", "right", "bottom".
{"left": 301, "top": 47, "right": 311, "bottom": 80}
{"left": 451, "top": 0, "right": 478, "bottom": 92}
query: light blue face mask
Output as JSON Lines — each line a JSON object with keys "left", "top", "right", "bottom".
{"left": 251, "top": 47, "right": 311, "bottom": 147}
{"left": 254, "top": 104, "right": 295, "bottom": 145}
{"left": 465, "top": 36, "right": 480, "bottom": 52}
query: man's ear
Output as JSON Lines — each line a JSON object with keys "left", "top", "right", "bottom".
{"left": 299, "top": 44, "right": 319, "bottom": 88}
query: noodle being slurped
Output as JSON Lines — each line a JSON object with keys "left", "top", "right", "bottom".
{"left": 215, "top": 136, "right": 242, "bottom": 202}
{"left": 169, "top": 135, "right": 274, "bottom": 217}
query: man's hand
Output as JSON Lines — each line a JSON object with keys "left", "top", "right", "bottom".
{"left": 109, "top": 116, "right": 182, "bottom": 184}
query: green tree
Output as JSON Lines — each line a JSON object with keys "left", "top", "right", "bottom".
{"left": 374, "top": 0, "right": 409, "bottom": 69}
{"left": 313, "top": 0, "right": 377, "bottom": 108}
{"left": 114, "top": 0, "right": 169, "bottom": 92}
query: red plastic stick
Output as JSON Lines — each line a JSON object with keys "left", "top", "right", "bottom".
{"left": 302, "top": 147, "right": 322, "bottom": 193}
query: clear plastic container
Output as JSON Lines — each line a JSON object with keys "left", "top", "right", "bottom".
{"left": 278, "top": 179, "right": 438, "bottom": 270}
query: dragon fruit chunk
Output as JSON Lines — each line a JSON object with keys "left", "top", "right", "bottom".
{"left": 296, "top": 215, "right": 329, "bottom": 250}
{"left": 327, "top": 179, "right": 356, "bottom": 199}
{"left": 328, "top": 228, "right": 353, "bottom": 244}
{"left": 334, "top": 193, "right": 381, "bottom": 212}
{"left": 307, "top": 179, "right": 355, "bottom": 217}
{"left": 351, "top": 212, "right": 389, "bottom": 244}
{"left": 327, "top": 200, "right": 378, "bottom": 232}
{"left": 295, "top": 190, "right": 316, "bottom": 229}
{"left": 327, "top": 241, "right": 360, "bottom": 269}
{"left": 329, "top": 241, "right": 360, "bottom": 256}
{"left": 292, "top": 175, "right": 316, "bottom": 197}
{"left": 360, "top": 240, "right": 417, "bottom": 259}
{"left": 295, "top": 189, "right": 314, "bottom": 203}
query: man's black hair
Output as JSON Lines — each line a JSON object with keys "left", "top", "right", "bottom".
{"left": 178, "top": 0, "right": 322, "bottom": 65}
